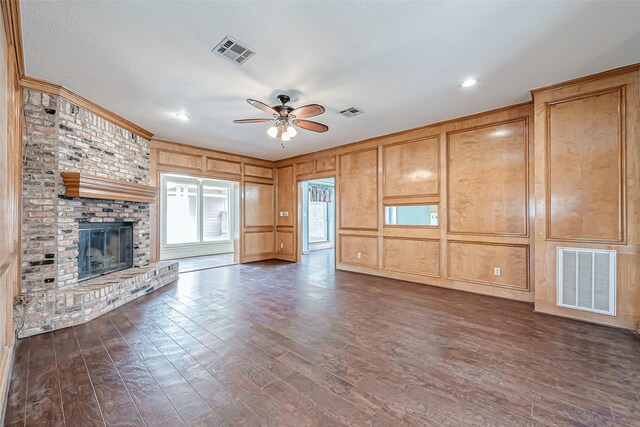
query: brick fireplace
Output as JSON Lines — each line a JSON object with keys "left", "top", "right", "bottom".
{"left": 77, "top": 221, "right": 134, "bottom": 281}
{"left": 20, "top": 90, "right": 178, "bottom": 337}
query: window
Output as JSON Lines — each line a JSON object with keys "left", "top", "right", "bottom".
{"left": 202, "top": 185, "right": 229, "bottom": 241}
{"left": 309, "top": 200, "right": 329, "bottom": 242}
{"left": 165, "top": 179, "right": 199, "bottom": 244}
{"left": 384, "top": 204, "right": 438, "bottom": 226}
{"left": 161, "top": 174, "right": 232, "bottom": 252}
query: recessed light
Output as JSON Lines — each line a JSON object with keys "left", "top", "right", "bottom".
{"left": 461, "top": 78, "right": 478, "bottom": 88}
{"left": 175, "top": 113, "right": 191, "bottom": 120}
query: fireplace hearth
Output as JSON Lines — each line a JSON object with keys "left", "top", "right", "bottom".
{"left": 78, "top": 222, "right": 133, "bottom": 281}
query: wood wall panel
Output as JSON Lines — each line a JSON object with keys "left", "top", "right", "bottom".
{"left": 447, "top": 119, "right": 528, "bottom": 236}
{"left": 244, "top": 231, "right": 274, "bottom": 256}
{"left": 339, "top": 149, "right": 378, "bottom": 230}
{"left": 245, "top": 163, "right": 273, "bottom": 180}
{"left": 533, "top": 67, "right": 640, "bottom": 329}
{"left": 383, "top": 238, "right": 440, "bottom": 277}
{"left": 276, "top": 231, "right": 294, "bottom": 256}
{"left": 315, "top": 156, "right": 336, "bottom": 173}
{"left": 276, "top": 166, "right": 294, "bottom": 227}
{"left": 244, "top": 182, "right": 274, "bottom": 228}
{"left": 206, "top": 157, "right": 241, "bottom": 176}
{"left": 296, "top": 161, "right": 314, "bottom": 176}
{"left": 383, "top": 136, "right": 439, "bottom": 198}
{"left": 547, "top": 88, "right": 624, "bottom": 242}
{"left": 339, "top": 235, "right": 378, "bottom": 268}
{"left": 157, "top": 149, "right": 202, "bottom": 171}
{"left": 448, "top": 241, "right": 528, "bottom": 291}
{"left": 1, "top": 1, "right": 23, "bottom": 419}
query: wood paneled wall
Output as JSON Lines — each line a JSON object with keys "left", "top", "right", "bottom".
{"left": 275, "top": 102, "right": 535, "bottom": 302}
{"left": 383, "top": 136, "right": 439, "bottom": 199}
{"left": 339, "top": 149, "right": 378, "bottom": 231}
{"left": 274, "top": 154, "right": 338, "bottom": 262}
{"left": 447, "top": 119, "right": 528, "bottom": 236}
{"left": 149, "top": 139, "right": 276, "bottom": 263}
{"left": 0, "top": 0, "right": 23, "bottom": 418}
{"left": 275, "top": 165, "right": 295, "bottom": 261}
{"left": 532, "top": 66, "right": 640, "bottom": 329}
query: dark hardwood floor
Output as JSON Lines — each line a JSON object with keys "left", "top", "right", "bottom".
{"left": 175, "top": 253, "right": 236, "bottom": 274}
{"left": 5, "top": 249, "right": 640, "bottom": 426}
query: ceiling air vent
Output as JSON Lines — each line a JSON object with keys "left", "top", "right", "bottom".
{"left": 339, "top": 107, "right": 365, "bottom": 118}
{"left": 212, "top": 36, "right": 256, "bottom": 65}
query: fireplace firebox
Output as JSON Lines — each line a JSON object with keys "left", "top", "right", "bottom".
{"left": 78, "top": 222, "right": 133, "bottom": 281}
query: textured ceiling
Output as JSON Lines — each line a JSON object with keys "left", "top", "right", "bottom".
{"left": 20, "top": 1, "right": 640, "bottom": 160}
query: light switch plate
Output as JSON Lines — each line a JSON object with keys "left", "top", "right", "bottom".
{"left": 493, "top": 267, "right": 501, "bottom": 276}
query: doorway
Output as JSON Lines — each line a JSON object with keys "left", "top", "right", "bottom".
{"left": 299, "top": 177, "right": 335, "bottom": 264}
{"left": 159, "top": 173, "right": 240, "bottom": 272}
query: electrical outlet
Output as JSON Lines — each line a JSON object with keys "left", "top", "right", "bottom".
{"left": 493, "top": 267, "right": 501, "bottom": 276}
{"left": 283, "top": 211, "right": 289, "bottom": 217}
{"left": 357, "top": 252, "right": 362, "bottom": 259}
{"left": 279, "top": 212, "right": 284, "bottom": 216}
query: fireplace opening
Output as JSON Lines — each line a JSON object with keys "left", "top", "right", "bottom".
{"left": 78, "top": 222, "right": 133, "bottom": 281}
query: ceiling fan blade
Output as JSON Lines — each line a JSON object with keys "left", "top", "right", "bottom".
{"left": 233, "top": 118, "right": 273, "bottom": 123}
{"left": 290, "top": 104, "right": 325, "bottom": 118}
{"left": 293, "top": 119, "right": 329, "bottom": 133}
{"left": 246, "top": 99, "right": 278, "bottom": 116}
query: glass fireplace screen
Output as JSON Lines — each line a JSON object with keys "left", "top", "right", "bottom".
{"left": 78, "top": 222, "right": 133, "bottom": 281}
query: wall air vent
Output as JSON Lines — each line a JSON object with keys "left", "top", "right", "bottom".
{"left": 212, "top": 36, "right": 256, "bottom": 65}
{"left": 339, "top": 107, "right": 365, "bottom": 118}
{"left": 557, "top": 247, "right": 616, "bottom": 316}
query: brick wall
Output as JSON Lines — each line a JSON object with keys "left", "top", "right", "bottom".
{"left": 22, "top": 92, "right": 58, "bottom": 296}
{"left": 20, "top": 90, "right": 161, "bottom": 335}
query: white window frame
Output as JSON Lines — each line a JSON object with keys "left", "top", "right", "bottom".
{"left": 160, "top": 173, "right": 234, "bottom": 260}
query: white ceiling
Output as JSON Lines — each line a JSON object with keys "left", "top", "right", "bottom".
{"left": 20, "top": 1, "right": 640, "bottom": 160}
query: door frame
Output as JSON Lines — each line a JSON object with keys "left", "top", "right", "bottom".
{"left": 296, "top": 174, "right": 337, "bottom": 263}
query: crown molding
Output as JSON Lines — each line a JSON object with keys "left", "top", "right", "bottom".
{"left": 4, "top": 1, "right": 152, "bottom": 139}
{"left": 530, "top": 62, "right": 640, "bottom": 96}
{"left": 20, "top": 75, "right": 154, "bottom": 140}
{"left": 1, "top": 0, "right": 25, "bottom": 78}
{"left": 151, "top": 138, "right": 275, "bottom": 165}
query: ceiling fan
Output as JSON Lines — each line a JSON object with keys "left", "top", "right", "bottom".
{"left": 234, "top": 94, "right": 328, "bottom": 145}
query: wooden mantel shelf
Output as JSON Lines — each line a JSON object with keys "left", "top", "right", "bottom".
{"left": 61, "top": 172, "right": 158, "bottom": 203}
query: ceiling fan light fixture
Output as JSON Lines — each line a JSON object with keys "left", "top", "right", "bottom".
{"left": 235, "top": 94, "right": 328, "bottom": 146}
{"left": 285, "top": 125, "right": 297, "bottom": 138}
